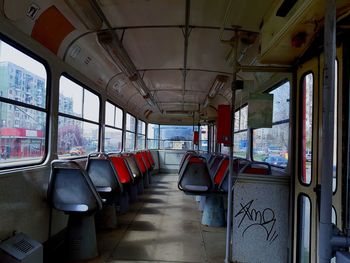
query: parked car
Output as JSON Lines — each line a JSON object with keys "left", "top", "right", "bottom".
{"left": 264, "top": 156, "right": 288, "bottom": 167}
{"left": 69, "top": 146, "right": 85, "bottom": 156}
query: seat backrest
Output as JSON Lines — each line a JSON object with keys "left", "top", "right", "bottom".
{"left": 146, "top": 150, "right": 155, "bottom": 166}
{"left": 86, "top": 152, "right": 123, "bottom": 193}
{"left": 140, "top": 151, "right": 152, "bottom": 169}
{"left": 122, "top": 154, "right": 142, "bottom": 179}
{"left": 209, "top": 155, "right": 224, "bottom": 178}
{"left": 178, "top": 151, "right": 196, "bottom": 174}
{"left": 47, "top": 160, "right": 103, "bottom": 214}
{"left": 135, "top": 152, "right": 147, "bottom": 173}
{"left": 240, "top": 161, "right": 272, "bottom": 175}
{"left": 109, "top": 155, "right": 133, "bottom": 184}
{"left": 218, "top": 158, "right": 251, "bottom": 192}
{"left": 214, "top": 157, "right": 229, "bottom": 185}
{"left": 178, "top": 155, "right": 213, "bottom": 194}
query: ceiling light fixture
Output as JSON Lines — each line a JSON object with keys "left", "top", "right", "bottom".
{"left": 208, "top": 75, "right": 229, "bottom": 98}
{"left": 97, "top": 31, "right": 157, "bottom": 107}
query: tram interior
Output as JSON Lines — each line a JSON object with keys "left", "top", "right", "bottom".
{"left": 1, "top": 0, "right": 350, "bottom": 262}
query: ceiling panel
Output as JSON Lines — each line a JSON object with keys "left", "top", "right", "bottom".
{"left": 98, "top": 0, "right": 186, "bottom": 27}
{"left": 156, "top": 90, "right": 183, "bottom": 103}
{"left": 144, "top": 70, "right": 183, "bottom": 91}
{"left": 187, "top": 28, "right": 232, "bottom": 73}
{"left": 122, "top": 28, "right": 184, "bottom": 69}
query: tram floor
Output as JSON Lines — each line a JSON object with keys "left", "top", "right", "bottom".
{"left": 78, "top": 174, "right": 226, "bottom": 263}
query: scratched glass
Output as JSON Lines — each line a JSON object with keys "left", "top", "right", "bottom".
{"left": 301, "top": 73, "right": 313, "bottom": 185}
{"left": 298, "top": 195, "right": 311, "bottom": 263}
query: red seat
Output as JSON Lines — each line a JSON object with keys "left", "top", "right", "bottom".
{"left": 140, "top": 151, "right": 152, "bottom": 170}
{"left": 146, "top": 150, "right": 155, "bottom": 167}
{"left": 214, "top": 158, "right": 229, "bottom": 185}
{"left": 135, "top": 152, "right": 147, "bottom": 174}
{"left": 109, "top": 156, "right": 133, "bottom": 184}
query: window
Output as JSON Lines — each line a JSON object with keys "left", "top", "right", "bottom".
{"left": 199, "top": 125, "right": 208, "bottom": 152}
{"left": 58, "top": 76, "right": 99, "bottom": 157}
{"left": 253, "top": 82, "right": 290, "bottom": 168}
{"left": 125, "top": 113, "right": 136, "bottom": 151}
{"left": 0, "top": 39, "right": 48, "bottom": 168}
{"left": 147, "top": 123, "right": 159, "bottom": 149}
{"left": 301, "top": 74, "right": 313, "bottom": 184}
{"left": 159, "top": 125, "right": 193, "bottom": 150}
{"left": 233, "top": 105, "right": 248, "bottom": 158}
{"left": 297, "top": 194, "right": 311, "bottom": 263}
{"left": 104, "top": 101, "right": 123, "bottom": 152}
{"left": 137, "top": 120, "right": 146, "bottom": 150}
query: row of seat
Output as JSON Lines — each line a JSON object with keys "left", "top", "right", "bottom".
{"left": 177, "top": 151, "right": 272, "bottom": 227}
{"left": 178, "top": 151, "right": 272, "bottom": 195}
{"left": 47, "top": 150, "right": 156, "bottom": 260}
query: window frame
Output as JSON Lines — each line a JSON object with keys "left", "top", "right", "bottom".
{"left": 58, "top": 74, "right": 101, "bottom": 158}
{"left": 251, "top": 80, "right": 290, "bottom": 168}
{"left": 0, "top": 34, "right": 51, "bottom": 169}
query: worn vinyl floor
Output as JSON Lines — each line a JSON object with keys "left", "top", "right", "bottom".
{"left": 81, "top": 174, "right": 226, "bottom": 263}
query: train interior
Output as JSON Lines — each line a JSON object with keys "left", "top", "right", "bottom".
{"left": 1, "top": 0, "right": 350, "bottom": 262}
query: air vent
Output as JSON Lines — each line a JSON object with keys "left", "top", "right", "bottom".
{"left": 13, "top": 240, "right": 34, "bottom": 254}
{"left": 0, "top": 233, "right": 43, "bottom": 263}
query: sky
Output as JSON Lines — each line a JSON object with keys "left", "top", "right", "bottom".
{"left": 0, "top": 40, "right": 47, "bottom": 79}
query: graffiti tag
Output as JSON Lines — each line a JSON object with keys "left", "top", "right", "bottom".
{"left": 235, "top": 199, "right": 278, "bottom": 244}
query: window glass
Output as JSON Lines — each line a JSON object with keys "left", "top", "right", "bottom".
{"left": 126, "top": 113, "right": 136, "bottom": 132}
{"left": 0, "top": 39, "right": 48, "bottom": 167}
{"left": 234, "top": 131, "right": 248, "bottom": 158}
{"left": 253, "top": 123, "right": 289, "bottom": 167}
{"left": 83, "top": 89, "right": 99, "bottom": 122}
{"left": 137, "top": 134, "right": 145, "bottom": 150}
{"left": 199, "top": 126, "right": 208, "bottom": 152}
{"left": 232, "top": 105, "right": 248, "bottom": 157}
{"left": 125, "top": 131, "right": 135, "bottom": 151}
{"left": 115, "top": 107, "right": 123, "bottom": 129}
{"left": 0, "top": 41, "right": 47, "bottom": 107}
{"left": 147, "top": 123, "right": 159, "bottom": 149}
{"left": 59, "top": 76, "right": 83, "bottom": 117}
{"left": 105, "top": 101, "right": 114, "bottom": 126}
{"left": 57, "top": 117, "right": 98, "bottom": 156}
{"left": 253, "top": 81, "right": 290, "bottom": 168}
{"left": 58, "top": 76, "right": 100, "bottom": 157}
{"left": 138, "top": 120, "right": 146, "bottom": 135}
{"left": 234, "top": 111, "right": 240, "bottom": 132}
{"left": 302, "top": 74, "right": 313, "bottom": 184}
{"left": 298, "top": 195, "right": 311, "bottom": 263}
{"left": 104, "top": 127, "right": 122, "bottom": 152}
{"left": 240, "top": 106, "right": 248, "bottom": 130}
{"left": 271, "top": 82, "right": 290, "bottom": 122}
{"left": 159, "top": 125, "right": 193, "bottom": 150}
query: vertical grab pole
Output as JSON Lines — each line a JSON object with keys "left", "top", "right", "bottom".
{"left": 319, "top": 0, "right": 336, "bottom": 262}
{"left": 224, "top": 30, "right": 239, "bottom": 263}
